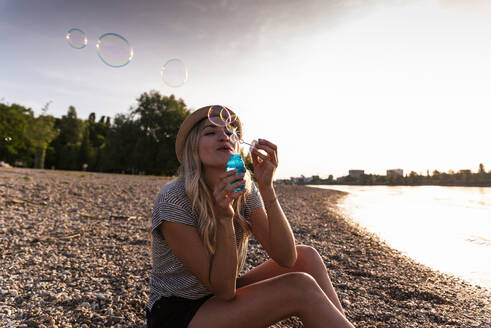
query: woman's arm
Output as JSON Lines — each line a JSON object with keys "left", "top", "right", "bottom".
{"left": 208, "top": 218, "right": 238, "bottom": 300}
{"left": 249, "top": 188, "right": 297, "bottom": 267}
{"left": 160, "top": 171, "right": 245, "bottom": 301}
{"left": 161, "top": 218, "right": 238, "bottom": 301}
{"left": 250, "top": 139, "right": 297, "bottom": 267}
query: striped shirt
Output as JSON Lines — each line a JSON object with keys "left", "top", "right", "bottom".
{"left": 147, "top": 178, "right": 264, "bottom": 311}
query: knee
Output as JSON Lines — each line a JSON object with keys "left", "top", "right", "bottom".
{"left": 295, "top": 245, "right": 324, "bottom": 270}
{"left": 283, "top": 272, "right": 319, "bottom": 293}
{"left": 281, "top": 272, "right": 325, "bottom": 303}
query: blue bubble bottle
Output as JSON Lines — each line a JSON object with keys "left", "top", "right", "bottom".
{"left": 226, "top": 154, "right": 246, "bottom": 192}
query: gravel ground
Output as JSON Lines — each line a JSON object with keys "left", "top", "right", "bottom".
{"left": 1, "top": 168, "right": 490, "bottom": 327}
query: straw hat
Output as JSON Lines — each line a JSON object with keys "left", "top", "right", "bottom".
{"left": 175, "top": 105, "right": 242, "bottom": 163}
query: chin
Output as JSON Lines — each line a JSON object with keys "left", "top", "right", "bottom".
{"left": 201, "top": 157, "right": 228, "bottom": 169}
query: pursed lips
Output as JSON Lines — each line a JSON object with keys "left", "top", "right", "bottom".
{"left": 216, "top": 144, "right": 233, "bottom": 152}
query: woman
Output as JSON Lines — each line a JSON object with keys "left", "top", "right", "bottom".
{"left": 147, "top": 106, "right": 354, "bottom": 328}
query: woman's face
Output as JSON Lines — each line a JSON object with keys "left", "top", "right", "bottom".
{"left": 198, "top": 120, "right": 238, "bottom": 168}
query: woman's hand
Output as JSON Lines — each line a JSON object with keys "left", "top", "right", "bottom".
{"left": 251, "top": 139, "right": 278, "bottom": 190}
{"left": 213, "top": 170, "right": 246, "bottom": 221}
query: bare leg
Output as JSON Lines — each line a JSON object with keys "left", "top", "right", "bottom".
{"left": 237, "top": 244, "right": 345, "bottom": 315}
{"left": 189, "top": 272, "right": 354, "bottom": 328}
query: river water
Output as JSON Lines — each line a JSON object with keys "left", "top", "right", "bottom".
{"left": 309, "top": 185, "right": 491, "bottom": 290}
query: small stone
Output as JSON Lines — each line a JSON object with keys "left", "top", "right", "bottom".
{"left": 95, "top": 293, "right": 107, "bottom": 300}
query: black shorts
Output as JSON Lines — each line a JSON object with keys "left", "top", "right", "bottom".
{"left": 146, "top": 295, "right": 213, "bottom": 328}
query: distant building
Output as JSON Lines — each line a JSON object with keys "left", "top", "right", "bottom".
{"left": 349, "top": 170, "right": 364, "bottom": 178}
{"left": 387, "top": 169, "right": 403, "bottom": 177}
{"left": 290, "top": 175, "right": 313, "bottom": 184}
{"left": 336, "top": 176, "right": 347, "bottom": 183}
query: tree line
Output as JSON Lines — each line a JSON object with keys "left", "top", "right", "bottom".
{"left": 306, "top": 165, "right": 491, "bottom": 187}
{"left": 0, "top": 91, "right": 190, "bottom": 176}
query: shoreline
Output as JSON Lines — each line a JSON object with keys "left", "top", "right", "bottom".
{"left": 256, "top": 184, "right": 491, "bottom": 327}
{"left": 309, "top": 183, "right": 491, "bottom": 291}
{"left": 305, "top": 183, "right": 491, "bottom": 188}
{"left": 1, "top": 168, "right": 490, "bottom": 327}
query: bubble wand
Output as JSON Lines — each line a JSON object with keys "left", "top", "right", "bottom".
{"left": 207, "top": 105, "right": 257, "bottom": 151}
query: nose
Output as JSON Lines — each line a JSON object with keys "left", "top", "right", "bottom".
{"left": 217, "top": 127, "right": 230, "bottom": 141}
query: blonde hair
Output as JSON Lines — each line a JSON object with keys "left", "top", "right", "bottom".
{"left": 177, "top": 119, "right": 252, "bottom": 272}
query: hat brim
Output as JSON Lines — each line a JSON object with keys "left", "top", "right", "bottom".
{"left": 175, "top": 105, "right": 242, "bottom": 163}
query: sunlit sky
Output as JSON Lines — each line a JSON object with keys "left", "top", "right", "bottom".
{"left": 1, "top": 0, "right": 490, "bottom": 179}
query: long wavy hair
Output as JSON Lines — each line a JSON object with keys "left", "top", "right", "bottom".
{"left": 177, "top": 119, "right": 252, "bottom": 272}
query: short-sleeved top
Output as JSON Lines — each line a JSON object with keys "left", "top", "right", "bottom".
{"left": 147, "top": 178, "right": 264, "bottom": 311}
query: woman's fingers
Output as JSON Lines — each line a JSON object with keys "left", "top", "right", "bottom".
{"left": 258, "top": 139, "right": 277, "bottom": 151}
{"left": 215, "top": 185, "right": 245, "bottom": 207}
{"left": 215, "top": 170, "right": 242, "bottom": 191}
{"left": 219, "top": 178, "right": 246, "bottom": 196}
{"left": 253, "top": 139, "right": 278, "bottom": 166}
{"left": 214, "top": 171, "right": 246, "bottom": 203}
{"left": 252, "top": 146, "right": 277, "bottom": 167}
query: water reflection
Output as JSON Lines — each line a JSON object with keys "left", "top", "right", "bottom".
{"left": 310, "top": 185, "right": 491, "bottom": 290}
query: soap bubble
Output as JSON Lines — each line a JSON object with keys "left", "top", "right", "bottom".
{"left": 227, "top": 125, "right": 239, "bottom": 143}
{"left": 96, "top": 33, "right": 134, "bottom": 68}
{"left": 207, "top": 106, "right": 244, "bottom": 145}
{"left": 207, "top": 105, "right": 236, "bottom": 127}
{"left": 66, "top": 28, "right": 87, "bottom": 49}
{"left": 161, "top": 58, "right": 188, "bottom": 87}
{"left": 4, "top": 136, "right": 12, "bottom": 142}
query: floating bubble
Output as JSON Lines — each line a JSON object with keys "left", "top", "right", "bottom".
{"left": 208, "top": 105, "right": 234, "bottom": 127}
{"left": 207, "top": 106, "right": 243, "bottom": 145}
{"left": 227, "top": 125, "right": 239, "bottom": 143}
{"left": 96, "top": 33, "right": 134, "bottom": 68}
{"left": 226, "top": 124, "right": 237, "bottom": 134}
{"left": 4, "top": 136, "right": 12, "bottom": 142}
{"left": 66, "top": 28, "right": 87, "bottom": 49}
{"left": 230, "top": 134, "right": 239, "bottom": 144}
{"left": 161, "top": 58, "right": 188, "bottom": 87}
{"left": 225, "top": 111, "right": 237, "bottom": 125}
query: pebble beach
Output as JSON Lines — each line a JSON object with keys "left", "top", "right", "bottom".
{"left": 1, "top": 168, "right": 490, "bottom": 327}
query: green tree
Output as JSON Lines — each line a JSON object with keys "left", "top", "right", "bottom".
{"left": 101, "top": 113, "right": 140, "bottom": 173}
{"left": 49, "top": 106, "right": 84, "bottom": 170}
{"left": 25, "top": 103, "right": 59, "bottom": 169}
{"left": 78, "top": 128, "right": 95, "bottom": 169}
{"left": 77, "top": 112, "right": 111, "bottom": 171}
{"left": 61, "top": 106, "right": 84, "bottom": 145}
{"left": 127, "top": 91, "right": 190, "bottom": 175}
{"left": 407, "top": 171, "right": 420, "bottom": 185}
{"left": 0, "top": 102, "right": 34, "bottom": 165}
{"left": 478, "top": 163, "right": 485, "bottom": 174}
